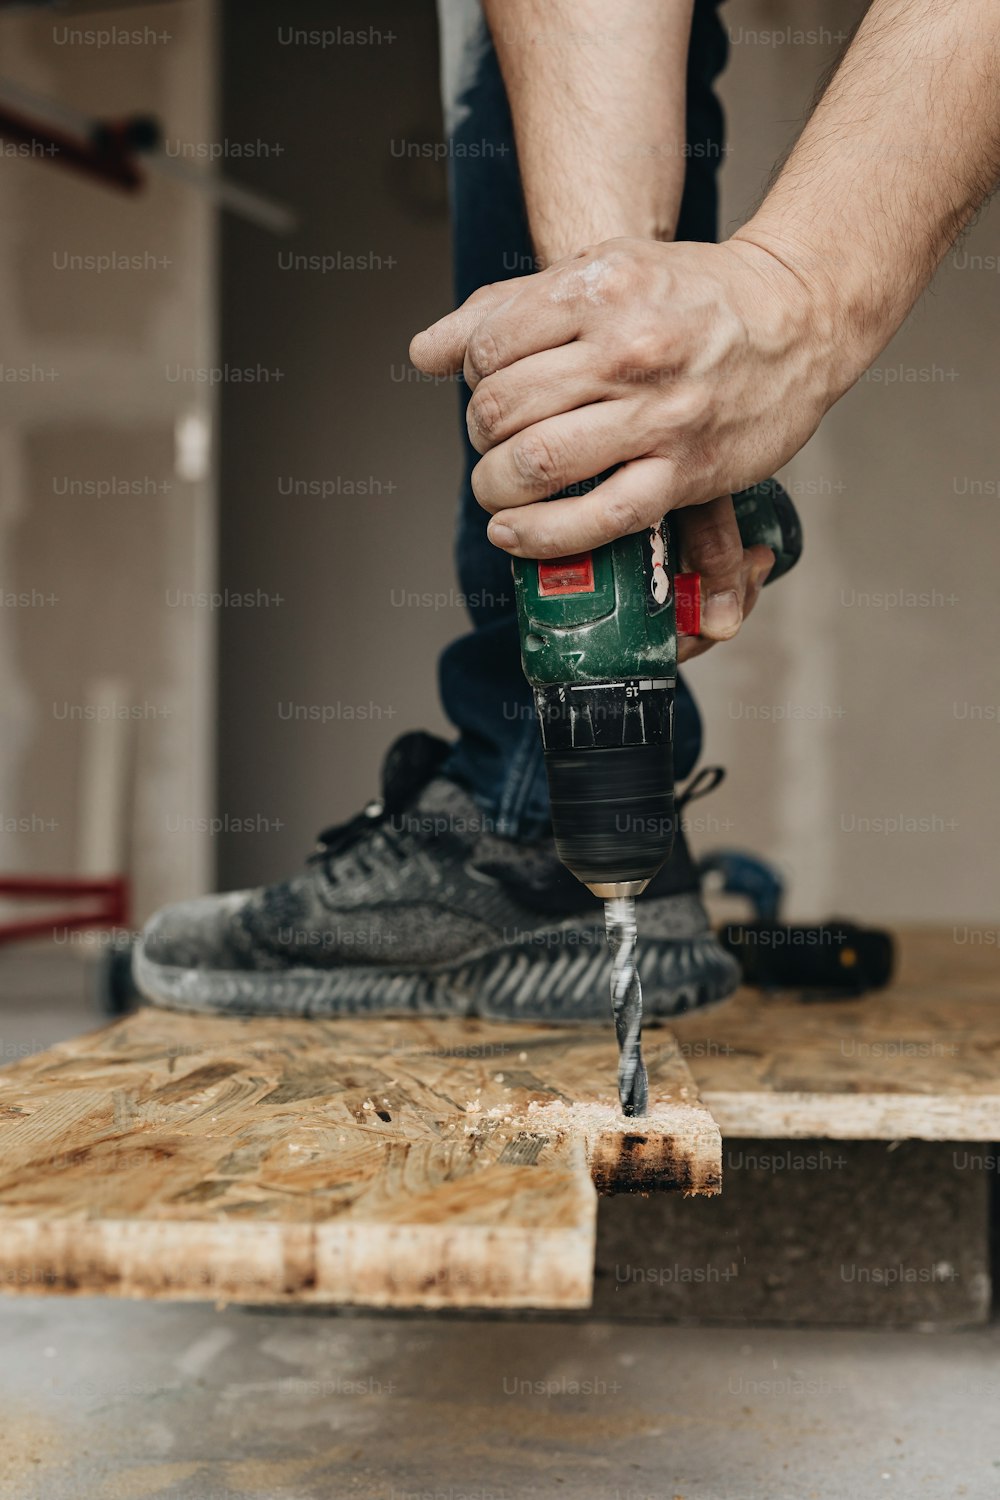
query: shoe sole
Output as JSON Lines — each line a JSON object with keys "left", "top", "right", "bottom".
{"left": 133, "top": 930, "right": 740, "bottom": 1023}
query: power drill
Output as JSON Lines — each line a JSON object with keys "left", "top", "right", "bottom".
{"left": 513, "top": 480, "right": 802, "bottom": 1114}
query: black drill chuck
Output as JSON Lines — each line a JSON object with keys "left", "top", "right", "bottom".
{"left": 543, "top": 741, "right": 674, "bottom": 896}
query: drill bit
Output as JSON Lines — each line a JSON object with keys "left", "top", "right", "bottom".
{"left": 603, "top": 896, "right": 648, "bottom": 1117}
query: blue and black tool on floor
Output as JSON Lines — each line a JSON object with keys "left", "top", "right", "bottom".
{"left": 699, "top": 847, "right": 895, "bottom": 996}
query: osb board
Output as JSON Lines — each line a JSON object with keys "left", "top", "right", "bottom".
{"left": 0, "top": 1009, "right": 720, "bottom": 1309}
{"left": 673, "top": 928, "right": 1000, "bottom": 1140}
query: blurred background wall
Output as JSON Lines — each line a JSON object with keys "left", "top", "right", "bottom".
{"left": 0, "top": 0, "right": 217, "bottom": 925}
{"left": 216, "top": 0, "right": 457, "bottom": 894}
{"left": 0, "top": 0, "right": 996, "bottom": 934}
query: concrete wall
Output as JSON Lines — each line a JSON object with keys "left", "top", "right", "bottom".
{"left": 217, "top": 0, "right": 456, "bottom": 889}
{"left": 218, "top": 0, "right": 1000, "bottom": 924}
{"left": 0, "top": 1, "right": 217, "bottom": 925}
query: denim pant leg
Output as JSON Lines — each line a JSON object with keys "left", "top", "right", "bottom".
{"left": 435, "top": 0, "right": 729, "bottom": 838}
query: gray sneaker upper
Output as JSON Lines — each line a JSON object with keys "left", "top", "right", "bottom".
{"left": 136, "top": 733, "right": 741, "bottom": 1021}
{"left": 141, "top": 776, "right": 606, "bottom": 975}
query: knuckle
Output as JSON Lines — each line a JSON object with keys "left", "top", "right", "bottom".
{"left": 669, "top": 436, "right": 715, "bottom": 493}
{"left": 601, "top": 491, "right": 645, "bottom": 538}
{"left": 532, "top": 526, "right": 563, "bottom": 559}
{"left": 593, "top": 256, "right": 628, "bottom": 299}
{"left": 470, "top": 280, "right": 501, "bottom": 307}
{"left": 557, "top": 247, "right": 632, "bottom": 308}
{"left": 466, "top": 326, "right": 502, "bottom": 380}
{"left": 688, "top": 522, "right": 741, "bottom": 577}
{"left": 667, "top": 384, "right": 711, "bottom": 431}
{"left": 513, "top": 430, "right": 564, "bottom": 491}
{"left": 468, "top": 381, "right": 505, "bottom": 443}
{"left": 594, "top": 244, "right": 632, "bottom": 284}
{"left": 616, "top": 328, "right": 667, "bottom": 382}
{"left": 597, "top": 261, "right": 632, "bottom": 308}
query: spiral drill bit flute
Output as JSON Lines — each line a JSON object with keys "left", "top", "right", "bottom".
{"left": 604, "top": 895, "right": 648, "bottom": 1116}
{"left": 512, "top": 482, "right": 802, "bottom": 1117}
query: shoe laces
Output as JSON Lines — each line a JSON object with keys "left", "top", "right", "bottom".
{"left": 307, "top": 732, "right": 453, "bottom": 879}
{"left": 309, "top": 798, "right": 413, "bottom": 878}
{"left": 677, "top": 765, "right": 726, "bottom": 811}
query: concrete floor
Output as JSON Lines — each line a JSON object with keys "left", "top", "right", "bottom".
{"left": 0, "top": 1300, "right": 998, "bottom": 1499}
{"left": 0, "top": 948, "right": 998, "bottom": 1500}
{"left": 0, "top": 944, "right": 109, "bottom": 1053}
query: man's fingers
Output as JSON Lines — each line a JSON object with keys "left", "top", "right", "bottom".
{"left": 733, "top": 544, "right": 776, "bottom": 628}
{"left": 410, "top": 275, "right": 580, "bottom": 386}
{"left": 679, "top": 499, "right": 776, "bottom": 642}
{"left": 484, "top": 456, "right": 679, "bottom": 558}
{"left": 472, "top": 404, "right": 658, "bottom": 515}
{"left": 674, "top": 499, "right": 775, "bottom": 660}
{"left": 456, "top": 248, "right": 624, "bottom": 389}
{"left": 409, "top": 280, "right": 525, "bottom": 376}
{"left": 461, "top": 271, "right": 586, "bottom": 390}
{"left": 676, "top": 541, "right": 774, "bottom": 662}
{"left": 466, "top": 345, "right": 611, "bottom": 455}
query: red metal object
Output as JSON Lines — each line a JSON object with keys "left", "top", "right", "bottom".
{"left": 0, "top": 875, "right": 130, "bottom": 946}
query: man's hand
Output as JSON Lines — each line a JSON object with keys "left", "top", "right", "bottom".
{"left": 415, "top": 0, "right": 1000, "bottom": 567}
{"left": 410, "top": 236, "right": 843, "bottom": 559}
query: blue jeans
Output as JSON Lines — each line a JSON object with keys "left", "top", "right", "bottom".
{"left": 436, "top": 0, "right": 729, "bottom": 836}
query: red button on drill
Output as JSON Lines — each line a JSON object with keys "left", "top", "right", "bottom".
{"left": 537, "top": 553, "right": 596, "bottom": 596}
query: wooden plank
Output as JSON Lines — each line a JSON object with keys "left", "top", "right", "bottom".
{"left": 672, "top": 927, "right": 1000, "bottom": 1140}
{"left": 0, "top": 1008, "right": 720, "bottom": 1308}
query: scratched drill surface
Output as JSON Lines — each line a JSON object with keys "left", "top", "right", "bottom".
{"left": 0, "top": 1009, "right": 719, "bottom": 1308}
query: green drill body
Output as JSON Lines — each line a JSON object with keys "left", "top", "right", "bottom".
{"left": 514, "top": 481, "right": 799, "bottom": 695}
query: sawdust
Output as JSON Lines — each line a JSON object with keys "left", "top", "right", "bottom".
{"left": 378, "top": 1394, "right": 683, "bottom": 1447}
{"left": 99, "top": 1461, "right": 203, "bottom": 1498}
{"left": 220, "top": 1452, "right": 341, "bottom": 1491}
{"left": 0, "top": 1006, "right": 719, "bottom": 1303}
{"left": 0, "top": 1409, "right": 71, "bottom": 1498}
{"left": 520, "top": 1097, "right": 697, "bottom": 1137}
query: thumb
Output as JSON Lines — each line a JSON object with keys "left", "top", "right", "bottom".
{"left": 676, "top": 495, "right": 773, "bottom": 642}
{"left": 677, "top": 496, "right": 746, "bottom": 641}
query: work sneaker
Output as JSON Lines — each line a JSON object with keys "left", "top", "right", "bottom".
{"left": 134, "top": 732, "right": 740, "bottom": 1020}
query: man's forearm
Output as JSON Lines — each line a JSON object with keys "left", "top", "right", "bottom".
{"left": 481, "top": 0, "right": 693, "bottom": 262}
{"left": 738, "top": 0, "right": 1000, "bottom": 390}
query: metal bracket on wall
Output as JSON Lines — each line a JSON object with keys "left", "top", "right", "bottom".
{"left": 0, "top": 74, "right": 296, "bottom": 232}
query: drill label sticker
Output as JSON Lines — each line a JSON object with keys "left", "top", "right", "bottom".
{"left": 644, "top": 520, "right": 671, "bottom": 615}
